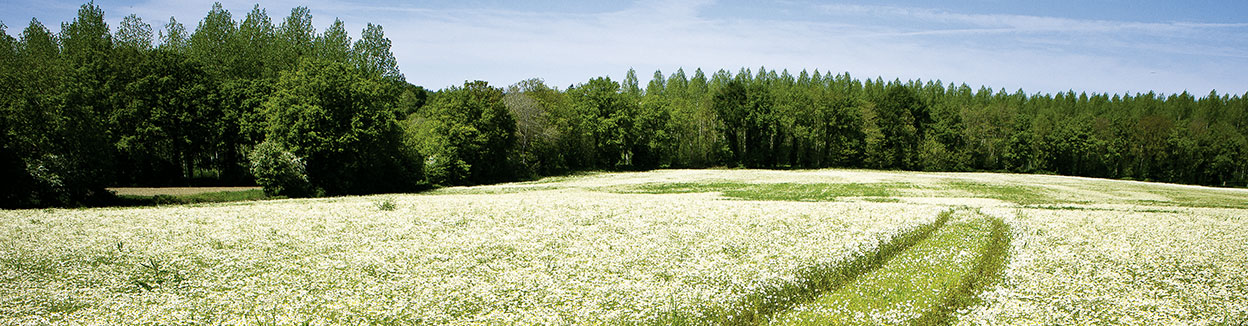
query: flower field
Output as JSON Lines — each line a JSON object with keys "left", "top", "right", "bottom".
{"left": 2, "top": 169, "right": 1246, "bottom": 325}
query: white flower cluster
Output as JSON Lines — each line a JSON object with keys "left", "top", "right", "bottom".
{"left": 956, "top": 207, "right": 1248, "bottom": 325}
{"left": 0, "top": 188, "right": 944, "bottom": 324}
{"left": 3, "top": 169, "right": 1245, "bottom": 325}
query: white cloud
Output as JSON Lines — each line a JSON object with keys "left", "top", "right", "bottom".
{"left": 17, "top": 0, "right": 1243, "bottom": 95}
{"left": 359, "top": 1, "right": 1244, "bottom": 94}
{"left": 818, "top": 3, "right": 1246, "bottom": 34}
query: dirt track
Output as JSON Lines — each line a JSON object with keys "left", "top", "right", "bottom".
{"left": 107, "top": 187, "right": 261, "bottom": 196}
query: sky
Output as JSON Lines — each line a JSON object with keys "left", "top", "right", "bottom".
{"left": 3, "top": 0, "right": 1247, "bottom": 95}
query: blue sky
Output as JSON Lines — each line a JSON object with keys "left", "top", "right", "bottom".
{"left": 3, "top": 0, "right": 1247, "bottom": 95}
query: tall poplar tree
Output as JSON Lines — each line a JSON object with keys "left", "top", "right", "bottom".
{"left": 353, "top": 23, "right": 401, "bottom": 81}
{"left": 158, "top": 17, "right": 189, "bottom": 53}
{"left": 116, "top": 14, "right": 152, "bottom": 50}
{"left": 314, "top": 18, "right": 352, "bottom": 64}
{"left": 189, "top": 2, "right": 236, "bottom": 77}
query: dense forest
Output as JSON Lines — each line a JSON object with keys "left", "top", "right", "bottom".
{"left": 3, "top": 3, "right": 1246, "bottom": 207}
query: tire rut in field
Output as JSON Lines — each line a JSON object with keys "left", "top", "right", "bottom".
{"left": 765, "top": 211, "right": 1012, "bottom": 326}
{"left": 678, "top": 210, "right": 953, "bottom": 325}
{"left": 914, "top": 216, "right": 1011, "bottom": 326}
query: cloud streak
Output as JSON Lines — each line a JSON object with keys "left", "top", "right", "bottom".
{"left": 4, "top": 0, "right": 1244, "bottom": 95}
{"left": 819, "top": 4, "right": 1248, "bottom": 34}
{"left": 371, "top": 1, "right": 1247, "bottom": 94}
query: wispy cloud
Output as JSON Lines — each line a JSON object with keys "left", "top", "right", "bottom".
{"left": 815, "top": 3, "right": 1248, "bottom": 60}
{"left": 818, "top": 4, "right": 1248, "bottom": 34}
{"left": 368, "top": 1, "right": 1247, "bottom": 94}
{"left": 5, "top": 0, "right": 1243, "bottom": 94}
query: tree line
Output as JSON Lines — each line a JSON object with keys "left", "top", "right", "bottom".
{"left": 496, "top": 68, "right": 1247, "bottom": 189}
{"left": 3, "top": 3, "right": 1246, "bottom": 207}
{"left": 1, "top": 2, "right": 424, "bottom": 206}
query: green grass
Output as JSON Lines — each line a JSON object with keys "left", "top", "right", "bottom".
{"left": 613, "top": 182, "right": 900, "bottom": 202}
{"left": 1073, "top": 182, "right": 1248, "bottom": 209}
{"left": 657, "top": 210, "right": 953, "bottom": 325}
{"left": 770, "top": 215, "right": 1008, "bottom": 325}
{"left": 112, "top": 189, "right": 272, "bottom": 206}
{"left": 1134, "top": 188, "right": 1248, "bottom": 209}
{"left": 375, "top": 197, "right": 397, "bottom": 211}
{"left": 947, "top": 181, "right": 1056, "bottom": 205}
{"left": 918, "top": 217, "right": 1010, "bottom": 325}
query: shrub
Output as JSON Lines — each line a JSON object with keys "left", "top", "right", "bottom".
{"left": 18, "top": 153, "right": 111, "bottom": 207}
{"left": 248, "top": 140, "right": 311, "bottom": 197}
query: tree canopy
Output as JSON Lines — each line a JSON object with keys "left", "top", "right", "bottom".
{"left": 2, "top": 2, "right": 1246, "bottom": 208}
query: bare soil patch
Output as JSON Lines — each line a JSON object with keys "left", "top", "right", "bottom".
{"left": 107, "top": 187, "right": 261, "bottom": 196}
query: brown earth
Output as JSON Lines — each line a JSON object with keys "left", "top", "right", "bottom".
{"left": 107, "top": 187, "right": 261, "bottom": 196}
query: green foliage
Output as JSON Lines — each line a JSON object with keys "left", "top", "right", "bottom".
{"left": 622, "top": 68, "right": 641, "bottom": 97}
{"left": 714, "top": 80, "right": 749, "bottom": 166}
{"left": 713, "top": 77, "right": 784, "bottom": 168}
{"left": 116, "top": 15, "right": 152, "bottom": 50}
{"left": 188, "top": 3, "right": 235, "bottom": 77}
{"left": 112, "top": 48, "right": 221, "bottom": 185}
{"left": 158, "top": 17, "right": 189, "bottom": 53}
{"left": 4, "top": 0, "right": 1248, "bottom": 208}
{"left": 0, "top": 5, "right": 117, "bottom": 207}
{"left": 263, "top": 58, "right": 421, "bottom": 195}
{"left": 130, "top": 257, "right": 186, "bottom": 292}
{"left": 0, "top": 2, "right": 429, "bottom": 208}
{"left": 631, "top": 91, "right": 675, "bottom": 169}
{"left": 375, "top": 197, "right": 397, "bottom": 211}
{"left": 273, "top": 6, "right": 314, "bottom": 70}
{"left": 314, "top": 19, "right": 352, "bottom": 64}
{"left": 875, "top": 85, "right": 923, "bottom": 169}
{"left": 409, "top": 80, "right": 515, "bottom": 185}
{"left": 215, "top": 78, "right": 273, "bottom": 183}
{"left": 352, "top": 23, "right": 401, "bottom": 81}
{"left": 505, "top": 79, "right": 562, "bottom": 177}
{"left": 665, "top": 68, "right": 722, "bottom": 167}
{"left": 568, "top": 77, "right": 633, "bottom": 168}
{"left": 247, "top": 140, "right": 310, "bottom": 197}
{"left": 395, "top": 83, "right": 430, "bottom": 118}
{"left": 919, "top": 135, "right": 958, "bottom": 171}
{"left": 232, "top": 5, "right": 276, "bottom": 79}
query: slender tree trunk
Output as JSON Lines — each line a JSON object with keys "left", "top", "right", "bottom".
{"left": 184, "top": 150, "right": 194, "bottom": 185}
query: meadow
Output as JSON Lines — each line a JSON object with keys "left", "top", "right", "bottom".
{"left": 2, "top": 169, "right": 1246, "bottom": 325}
